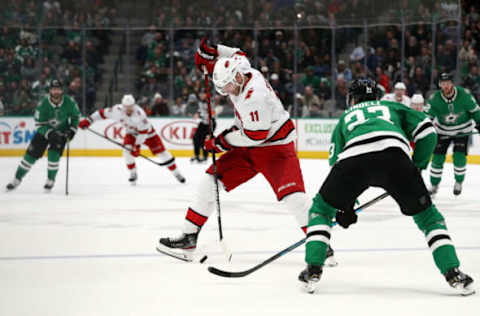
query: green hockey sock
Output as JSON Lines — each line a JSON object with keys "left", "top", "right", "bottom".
{"left": 452, "top": 151, "right": 466, "bottom": 183}
{"left": 430, "top": 154, "right": 446, "bottom": 186}
{"left": 413, "top": 205, "right": 459, "bottom": 274}
{"left": 47, "top": 150, "right": 62, "bottom": 181}
{"left": 305, "top": 194, "right": 337, "bottom": 266}
{"left": 15, "top": 154, "right": 37, "bottom": 180}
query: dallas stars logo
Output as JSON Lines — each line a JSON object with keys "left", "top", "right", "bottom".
{"left": 444, "top": 113, "right": 459, "bottom": 124}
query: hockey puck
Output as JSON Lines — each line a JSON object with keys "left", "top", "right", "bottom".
{"left": 199, "top": 255, "right": 208, "bottom": 264}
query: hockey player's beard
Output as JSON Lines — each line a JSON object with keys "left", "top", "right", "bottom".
{"left": 441, "top": 86, "right": 454, "bottom": 99}
{"left": 50, "top": 93, "right": 62, "bottom": 105}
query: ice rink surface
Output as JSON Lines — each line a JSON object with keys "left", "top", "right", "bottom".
{"left": 0, "top": 156, "right": 479, "bottom": 316}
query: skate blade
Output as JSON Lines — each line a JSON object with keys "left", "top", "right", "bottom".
{"left": 459, "top": 285, "right": 476, "bottom": 296}
{"left": 156, "top": 244, "right": 193, "bottom": 262}
{"left": 324, "top": 256, "right": 338, "bottom": 267}
{"left": 304, "top": 280, "right": 318, "bottom": 294}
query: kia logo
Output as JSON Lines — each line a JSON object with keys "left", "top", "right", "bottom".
{"left": 160, "top": 120, "right": 197, "bottom": 146}
{"left": 104, "top": 121, "right": 125, "bottom": 140}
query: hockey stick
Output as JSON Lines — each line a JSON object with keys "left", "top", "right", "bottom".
{"left": 86, "top": 128, "right": 172, "bottom": 167}
{"left": 65, "top": 137, "right": 70, "bottom": 196}
{"left": 203, "top": 67, "right": 232, "bottom": 262}
{"left": 207, "top": 192, "right": 390, "bottom": 278}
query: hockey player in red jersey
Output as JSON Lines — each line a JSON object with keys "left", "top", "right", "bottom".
{"left": 78, "top": 94, "right": 185, "bottom": 184}
{"left": 157, "top": 39, "right": 336, "bottom": 264}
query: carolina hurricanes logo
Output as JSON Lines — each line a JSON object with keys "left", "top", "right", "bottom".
{"left": 225, "top": 60, "right": 229, "bottom": 68}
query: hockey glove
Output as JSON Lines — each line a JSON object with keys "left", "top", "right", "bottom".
{"left": 195, "top": 38, "right": 218, "bottom": 74}
{"left": 65, "top": 127, "right": 76, "bottom": 141}
{"left": 46, "top": 129, "right": 66, "bottom": 152}
{"left": 79, "top": 117, "right": 92, "bottom": 129}
{"left": 335, "top": 209, "right": 358, "bottom": 229}
{"left": 204, "top": 128, "right": 235, "bottom": 153}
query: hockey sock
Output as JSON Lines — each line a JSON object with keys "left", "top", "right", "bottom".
{"left": 430, "top": 154, "right": 446, "bottom": 186}
{"left": 283, "top": 192, "right": 310, "bottom": 233}
{"left": 15, "top": 153, "right": 37, "bottom": 180}
{"left": 305, "top": 194, "right": 336, "bottom": 266}
{"left": 413, "top": 205, "right": 459, "bottom": 274}
{"left": 47, "top": 150, "right": 61, "bottom": 181}
{"left": 452, "top": 151, "right": 466, "bottom": 183}
{"left": 182, "top": 174, "right": 216, "bottom": 233}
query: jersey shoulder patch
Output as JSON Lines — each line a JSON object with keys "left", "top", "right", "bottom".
{"left": 245, "top": 88, "right": 254, "bottom": 100}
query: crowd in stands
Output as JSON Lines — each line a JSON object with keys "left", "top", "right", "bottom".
{"left": 1, "top": 0, "right": 479, "bottom": 119}
{"left": 0, "top": 0, "right": 115, "bottom": 116}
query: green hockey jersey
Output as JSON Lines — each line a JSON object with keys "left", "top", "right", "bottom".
{"left": 425, "top": 86, "right": 480, "bottom": 136}
{"left": 34, "top": 94, "right": 80, "bottom": 137}
{"left": 329, "top": 100, "right": 437, "bottom": 170}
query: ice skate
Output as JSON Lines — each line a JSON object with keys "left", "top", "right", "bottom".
{"left": 190, "top": 156, "right": 201, "bottom": 163}
{"left": 6, "top": 178, "right": 21, "bottom": 192}
{"left": 44, "top": 179, "right": 55, "bottom": 192}
{"left": 156, "top": 232, "right": 198, "bottom": 262}
{"left": 445, "top": 267, "right": 475, "bottom": 296}
{"left": 324, "top": 245, "right": 338, "bottom": 267}
{"left": 453, "top": 182, "right": 462, "bottom": 196}
{"left": 298, "top": 264, "right": 323, "bottom": 294}
{"left": 128, "top": 171, "right": 137, "bottom": 185}
{"left": 429, "top": 185, "right": 439, "bottom": 196}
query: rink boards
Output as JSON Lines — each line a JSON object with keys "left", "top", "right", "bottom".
{"left": 1, "top": 117, "right": 480, "bottom": 164}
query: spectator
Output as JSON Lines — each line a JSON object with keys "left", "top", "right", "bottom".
{"left": 170, "top": 96, "right": 186, "bottom": 116}
{"left": 376, "top": 67, "right": 390, "bottom": 93}
{"left": 335, "top": 60, "right": 352, "bottom": 82}
{"left": 412, "top": 66, "right": 430, "bottom": 94}
{"left": 301, "top": 85, "right": 325, "bottom": 118}
{"left": 151, "top": 93, "right": 170, "bottom": 116}
{"left": 302, "top": 66, "right": 321, "bottom": 92}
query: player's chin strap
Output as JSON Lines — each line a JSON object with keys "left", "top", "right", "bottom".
{"left": 86, "top": 128, "right": 173, "bottom": 167}
{"left": 207, "top": 192, "right": 390, "bottom": 278}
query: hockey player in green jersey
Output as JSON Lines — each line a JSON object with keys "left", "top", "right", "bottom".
{"left": 5, "top": 79, "right": 80, "bottom": 192}
{"left": 425, "top": 72, "right": 480, "bottom": 196}
{"left": 298, "top": 78, "right": 474, "bottom": 296}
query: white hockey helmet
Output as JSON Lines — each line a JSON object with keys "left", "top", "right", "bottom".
{"left": 213, "top": 57, "right": 242, "bottom": 96}
{"left": 121, "top": 94, "right": 135, "bottom": 107}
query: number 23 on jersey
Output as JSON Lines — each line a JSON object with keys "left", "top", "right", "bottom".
{"left": 344, "top": 105, "right": 393, "bottom": 131}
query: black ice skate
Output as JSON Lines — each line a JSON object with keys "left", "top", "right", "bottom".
{"left": 298, "top": 264, "right": 323, "bottom": 294}
{"left": 453, "top": 182, "right": 462, "bottom": 196}
{"left": 156, "top": 232, "right": 198, "bottom": 262}
{"left": 6, "top": 178, "right": 21, "bottom": 191}
{"left": 429, "top": 185, "right": 439, "bottom": 196}
{"left": 44, "top": 179, "right": 55, "bottom": 192}
{"left": 445, "top": 267, "right": 475, "bottom": 296}
{"left": 128, "top": 172, "right": 137, "bottom": 185}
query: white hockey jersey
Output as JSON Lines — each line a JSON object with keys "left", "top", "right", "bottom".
{"left": 216, "top": 48, "right": 296, "bottom": 148}
{"left": 90, "top": 104, "right": 155, "bottom": 142}
{"left": 381, "top": 93, "right": 411, "bottom": 106}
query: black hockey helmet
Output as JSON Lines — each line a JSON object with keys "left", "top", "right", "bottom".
{"left": 439, "top": 72, "right": 453, "bottom": 83}
{"left": 347, "top": 78, "right": 381, "bottom": 106}
{"left": 49, "top": 79, "right": 63, "bottom": 89}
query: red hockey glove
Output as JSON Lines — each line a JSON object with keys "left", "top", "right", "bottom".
{"left": 195, "top": 38, "right": 218, "bottom": 74}
{"left": 204, "top": 129, "right": 234, "bottom": 153}
{"left": 78, "top": 118, "right": 92, "bottom": 129}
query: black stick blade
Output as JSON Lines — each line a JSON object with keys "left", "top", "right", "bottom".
{"left": 207, "top": 266, "right": 252, "bottom": 278}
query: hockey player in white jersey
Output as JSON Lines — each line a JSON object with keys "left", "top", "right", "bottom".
{"left": 381, "top": 82, "right": 411, "bottom": 106}
{"left": 157, "top": 39, "right": 336, "bottom": 265}
{"left": 78, "top": 94, "right": 185, "bottom": 184}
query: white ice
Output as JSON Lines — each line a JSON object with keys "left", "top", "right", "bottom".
{"left": 0, "top": 156, "right": 479, "bottom": 316}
